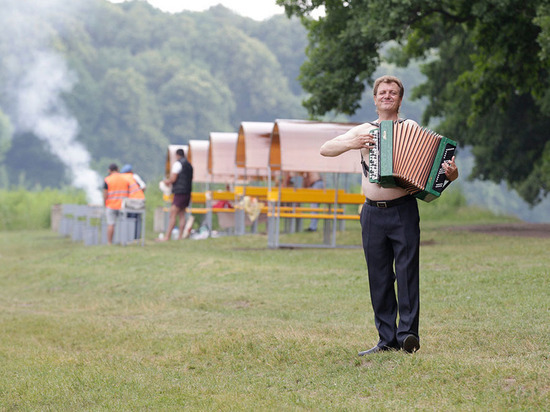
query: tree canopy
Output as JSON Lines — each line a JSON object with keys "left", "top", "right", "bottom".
{"left": 278, "top": 0, "right": 550, "bottom": 205}
{"left": 0, "top": 0, "right": 307, "bottom": 188}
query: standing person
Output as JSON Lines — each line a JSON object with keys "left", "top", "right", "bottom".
{"left": 103, "top": 163, "right": 131, "bottom": 245}
{"left": 160, "top": 148, "right": 193, "bottom": 241}
{"left": 120, "top": 164, "right": 146, "bottom": 240}
{"left": 320, "top": 75, "right": 459, "bottom": 355}
{"left": 121, "top": 164, "right": 146, "bottom": 192}
{"left": 302, "top": 171, "right": 325, "bottom": 232}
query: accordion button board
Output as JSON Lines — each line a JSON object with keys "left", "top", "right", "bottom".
{"left": 368, "top": 120, "right": 457, "bottom": 202}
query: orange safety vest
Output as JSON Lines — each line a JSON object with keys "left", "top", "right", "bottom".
{"left": 104, "top": 172, "right": 130, "bottom": 210}
{"left": 122, "top": 172, "right": 145, "bottom": 199}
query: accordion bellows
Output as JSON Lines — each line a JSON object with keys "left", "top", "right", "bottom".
{"left": 368, "top": 120, "right": 457, "bottom": 202}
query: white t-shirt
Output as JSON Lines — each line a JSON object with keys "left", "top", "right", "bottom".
{"left": 133, "top": 173, "right": 146, "bottom": 190}
{"left": 171, "top": 161, "right": 182, "bottom": 175}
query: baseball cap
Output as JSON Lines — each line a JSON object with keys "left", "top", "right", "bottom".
{"left": 121, "top": 164, "right": 132, "bottom": 173}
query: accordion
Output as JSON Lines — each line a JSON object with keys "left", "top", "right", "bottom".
{"left": 367, "top": 120, "right": 457, "bottom": 202}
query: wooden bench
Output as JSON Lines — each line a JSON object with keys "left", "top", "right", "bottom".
{"left": 267, "top": 188, "right": 365, "bottom": 248}
{"left": 267, "top": 188, "right": 363, "bottom": 219}
{"left": 234, "top": 185, "right": 269, "bottom": 200}
{"left": 186, "top": 190, "right": 266, "bottom": 235}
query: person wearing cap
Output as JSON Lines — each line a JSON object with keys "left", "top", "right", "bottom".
{"left": 120, "top": 164, "right": 146, "bottom": 240}
{"left": 103, "top": 163, "right": 131, "bottom": 245}
{"left": 320, "top": 75, "right": 459, "bottom": 356}
{"left": 121, "top": 164, "right": 146, "bottom": 192}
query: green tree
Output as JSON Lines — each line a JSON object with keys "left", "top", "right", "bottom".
{"left": 4, "top": 132, "right": 70, "bottom": 189}
{"left": 158, "top": 67, "right": 235, "bottom": 141}
{"left": 0, "top": 110, "right": 13, "bottom": 187}
{"left": 94, "top": 67, "right": 166, "bottom": 178}
{"left": 246, "top": 15, "right": 309, "bottom": 96}
{"left": 194, "top": 25, "right": 306, "bottom": 123}
{"left": 0, "top": 0, "right": 310, "bottom": 189}
{"left": 278, "top": 0, "right": 550, "bottom": 205}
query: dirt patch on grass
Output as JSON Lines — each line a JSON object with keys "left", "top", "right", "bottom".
{"left": 449, "top": 223, "right": 550, "bottom": 238}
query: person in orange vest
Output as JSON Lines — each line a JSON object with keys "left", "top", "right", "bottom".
{"left": 121, "top": 164, "right": 146, "bottom": 240}
{"left": 121, "top": 164, "right": 146, "bottom": 193}
{"left": 103, "top": 163, "right": 130, "bottom": 245}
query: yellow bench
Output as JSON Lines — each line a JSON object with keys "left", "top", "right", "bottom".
{"left": 234, "top": 186, "right": 269, "bottom": 200}
{"left": 267, "top": 188, "right": 363, "bottom": 221}
{"left": 188, "top": 191, "right": 236, "bottom": 215}
{"left": 187, "top": 190, "right": 267, "bottom": 234}
{"left": 267, "top": 187, "right": 365, "bottom": 248}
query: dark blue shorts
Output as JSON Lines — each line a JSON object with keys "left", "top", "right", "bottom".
{"left": 173, "top": 193, "right": 191, "bottom": 210}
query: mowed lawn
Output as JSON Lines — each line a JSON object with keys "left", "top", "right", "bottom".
{"left": 0, "top": 222, "right": 548, "bottom": 410}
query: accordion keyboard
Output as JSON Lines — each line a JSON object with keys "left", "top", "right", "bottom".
{"left": 368, "top": 128, "right": 379, "bottom": 181}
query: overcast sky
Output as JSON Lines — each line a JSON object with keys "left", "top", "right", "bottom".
{"left": 111, "top": 0, "right": 287, "bottom": 21}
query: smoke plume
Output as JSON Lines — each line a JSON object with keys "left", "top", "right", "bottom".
{"left": 1, "top": 0, "right": 103, "bottom": 204}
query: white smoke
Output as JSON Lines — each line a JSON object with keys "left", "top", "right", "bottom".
{"left": 1, "top": 0, "right": 103, "bottom": 205}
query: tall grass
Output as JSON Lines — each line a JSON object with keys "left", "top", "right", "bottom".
{"left": 0, "top": 188, "right": 86, "bottom": 231}
{"left": 418, "top": 186, "right": 521, "bottom": 226}
{"left": 0, "top": 185, "right": 167, "bottom": 232}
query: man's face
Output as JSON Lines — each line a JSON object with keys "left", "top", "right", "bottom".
{"left": 374, "top": 82, "right": 402, "bottom": 114}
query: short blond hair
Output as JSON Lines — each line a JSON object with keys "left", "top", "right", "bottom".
{"left": 373, "top": 75, "right": 404, "bottom": 98}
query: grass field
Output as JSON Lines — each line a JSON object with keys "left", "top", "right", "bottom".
{"left": 0, "top": 215, "right": 549, "bottom": 410}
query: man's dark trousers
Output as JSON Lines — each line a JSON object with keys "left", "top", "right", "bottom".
{"left": 360, "top": 196, "right": 420, "bottom": 349}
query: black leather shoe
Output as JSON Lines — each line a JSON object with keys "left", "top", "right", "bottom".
{"left": 402, "top": 335, "right": 420, "bottom": 353}
{"left": 358, "top": 345, "right": 395, "bottom": 356}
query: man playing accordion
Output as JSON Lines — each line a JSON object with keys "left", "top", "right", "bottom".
{"left": 320, "top": 75, "right": 459, "bottom": 355}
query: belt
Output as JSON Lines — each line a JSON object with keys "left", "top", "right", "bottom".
{"left": 365, "top": 195, "right": 413, "bottom": 208}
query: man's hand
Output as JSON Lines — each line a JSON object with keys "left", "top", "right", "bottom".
{"left": 352, "top": 132, "right": 377, "bottom": 150}
{"left": 442, "top": 156, "right": 459, "bottom": 181}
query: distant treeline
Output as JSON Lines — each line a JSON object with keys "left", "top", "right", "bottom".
{"left": 0, "top": 0, "right": 435, "bottom": 192}
{"left": 0, "top": 188, "right": 86, "bottom": 231}
{"left": 0, "top": 0, "right": 312, "bottom": 189}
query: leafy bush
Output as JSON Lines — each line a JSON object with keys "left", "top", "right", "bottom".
{"left": 0, "top": 188, "right": 87, "bottom": 231}
{"left": 0, "top": 180, "right": 172, "bottom": 233}
{"left": 418, "top": 186, "right": 518, "bottom": 225}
